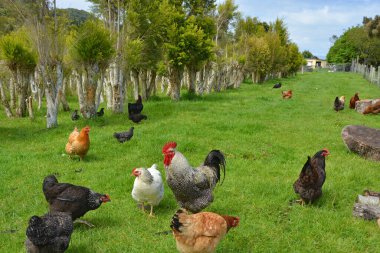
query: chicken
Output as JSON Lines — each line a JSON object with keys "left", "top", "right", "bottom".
{"left": 363, "top": 101, "right": 380, "bottom": 114}
{"left": 171, "top": 209, "right": 239, "bottom": 253}
{"left": 129, "top": 113, "right": 147, "bottom": 123}
{"left": 162, "top": 142, "right": 226, "bottom": 213}
{"left": 349, "top": 93, "right": 360, "bottom": 109}
{"left": 42, "top": 175, "right": 111, "bottom": 227}
{"left": 65, "top": 126, "right": 90, "bottom": 160}
{"left": 282, "top": 90, "right": 292, "bottom": 99}
{"left": 96, "top": 108, "right": 104, "bottom": 117}
{"left": 114, "top": 127, "right": 134, "bottom": 143}
{"left": 273, "top": 82, "right": 282, "bottom": 88}
{"left": 293, "top": 149, "right": 330, "bottom": 205}
{"left": 128, "top": 95, "right": 143, "bottom": 115}
{"left": 25, "top": 212, "right": 73, "bottom": 253}
{"left": 333, "top": 96, "right": 345, "bottom": 112}
{"left": 71, "top": 110, "right": 79, "bottom": 121}
{"left": 131, "top": 164, "right": 164, "bottom": 216}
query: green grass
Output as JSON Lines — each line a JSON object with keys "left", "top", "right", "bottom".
{"left": 1, "top": 71, "right": 380, "bottom": 253}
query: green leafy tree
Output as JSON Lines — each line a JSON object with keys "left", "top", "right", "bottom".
{"left": 302, "top": 50, "right": 314, "bottom": 59}
{"left": 69, "top": 19, "right": 114, "bottom": 118}
{"left": 0, "top": 28, "right": 37, "bottom": 117}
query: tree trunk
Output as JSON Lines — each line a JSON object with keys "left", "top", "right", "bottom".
{"left": 59, "top": 78, "right": 70, "bottom": 111}
{"left": 147, "top": 70, "right": 157, "bottom": 98}
{"left": 27, "top": 96, "right": 34, "bottom": 119}
{"left": 104, "top": 69, "right": 113, "bottom": 109}
{"left": 187, "top": 66, "right": 196, "bottom": 94}
{"left": 112, "top": 68, "right": 124, "bottom": 113}
{"left": 81, "top": 65, "right": 99, "bottom": 119}
{"left": 0, "top": 79, "right": 13, "bottom": 117}
{"left": 15, "top": 70, "right": 28, "bottom": 117}
{"left": 9, "top": 77, "right": 16, "bottom": 109}
{"left": 131, "top": 69, "right": 140, "bottom": 100}
{"left": 169, "top": 67, "right": 182, "bottom": 101}
{"left": 140, "top": 69, "right": 148, "bottom": 100}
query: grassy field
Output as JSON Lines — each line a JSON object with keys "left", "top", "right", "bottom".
{"left": 0, "top": 71, "right": 380, "bottom": 253}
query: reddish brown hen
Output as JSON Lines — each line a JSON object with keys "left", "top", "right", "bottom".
{"left": 282, "top": 90, "right": 292, "bottom": 99}
{"left": 349, "top": 92, "right": 360, "bottom": 109}
{"left": 65, "top": 126, "right": 90, "bottom": 160}
{"left": 171, "top": 209, "right": 239, "bottom": 253}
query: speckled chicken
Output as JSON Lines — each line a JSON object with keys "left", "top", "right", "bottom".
{"left": 131, "top": 164, "right": 164, "bottom": 216}
{"left": 162, "top": 142, "right": 226, "bottom": 213}
{"left": 293, "top": 149, "right": 330, "bottom": 205}
{"left": 171, "top": 209, "right": 239, "bottom": 253}
{"left": 25, "top": 212, "right": 73, "bottom": 253}
{"left": 333, "top": 96, "right": 345, "bottom": 112}
{"left": 114, "top": 127, "right": 134, "bottom": 143}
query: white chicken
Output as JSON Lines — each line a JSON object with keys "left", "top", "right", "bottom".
{"left": 131, "top": 164, "right": 164, "bottom": 216}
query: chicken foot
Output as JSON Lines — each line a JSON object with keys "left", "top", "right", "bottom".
{"left": 295, "top": 199, "right": 305, "bottom": 206}
{"left": 74, "top": 219, "right": 95, "bottom": 228}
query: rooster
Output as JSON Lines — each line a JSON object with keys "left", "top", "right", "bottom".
{"left": 282, "top": 90, "right": 292, "bottom": 99}
{"left": 131, "top": 164, "right": 164, "bottom": 216}
{"left": 333, "top": 96, "right": 345, "bottom": 112}
{"left": 42, "top": 175, "right": 111, "bottom": 227}
{"left": 349, "top": 93, "right": 360, "bottom": 109}
{"left": 25, "top": 212, "right": 73, "bottom": 253}
{"left": 171, "top": 209, "right": 239, "bottom": 253}
{"left": 162, "top": 142, "right": 226, "bottom": 213}
{"left": 128, "top": 95, "right": 143, "bottom": 115}
{"left": 65, "top": 126, "right": 90, "bottom": 160}
{"left": 293, "top": 149, "right": 330, "bottom": 205}
{"left": 114, "top": 127, "right": 134, "bottom": 143}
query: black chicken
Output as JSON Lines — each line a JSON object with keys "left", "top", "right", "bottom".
{"left": 96, "top": 108, "right": 104, "bottom": 117}
{"left": 114, "top": 127, "right": 134, "bottom": 143}
{"left": 293, "top": 149, "right": 330, "bottom": 205}
{"left": 42, "top": 175, "right": 111, "bottom": 227}
{"left": 273, "top": 82, "right": 282, "bottom": 88}
{"left": 128, "top": 95, "right": 143, "bottom": 115}
{"left": 129, "top": 113, "right": 147, "bottom": 123}
{"left": 25, "top": 212, "right": 73, "bottom": 253}
{"left": 71, "top": 110, "right": 80, "bottom": 121}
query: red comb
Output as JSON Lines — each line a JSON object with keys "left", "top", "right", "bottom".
{"left": 162, "top": 142, "right": 177, "bottom": 153}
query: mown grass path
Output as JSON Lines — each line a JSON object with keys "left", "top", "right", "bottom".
{"left": 0, "top": 71, "right": 379, "bottom": 252}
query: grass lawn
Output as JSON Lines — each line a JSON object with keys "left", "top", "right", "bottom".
{"left": 0, "top": 71, "right": 380, "bottom": 253}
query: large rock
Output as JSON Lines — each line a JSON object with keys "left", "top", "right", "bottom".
{"left": 342, "top": 125, "right": 380, "bottom": 161}
{"left": 356, "top": 99, "right": 380, "bottom": 113}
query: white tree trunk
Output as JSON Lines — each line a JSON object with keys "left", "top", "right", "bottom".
{"left": 0, "top": 79, "right": 13, "bottom": 117}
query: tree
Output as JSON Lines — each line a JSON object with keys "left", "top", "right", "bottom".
{"left": 0, "top": 28, "right": 37, "bottom": 117}
{"left": 363, "top": 15, "right": 380, "bottom": 38}
{"left": 69, "top": 19, "right": 114, "bottom": 118}
{"left": 302, "top": 50, "right": 314, "bottom": 59}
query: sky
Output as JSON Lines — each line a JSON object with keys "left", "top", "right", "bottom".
{"left": 56, "top": 0, "right": 380, "bottom": 59}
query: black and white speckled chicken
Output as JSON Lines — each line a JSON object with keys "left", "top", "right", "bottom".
{"left": 71, "top": 110, "right": 80, "bottom": 121}
{"left": 162, "top": 142, "right": 226, "bottom": 213}
{"left": 25, "top": 212, "right": 73, "bottom": 253}
{"left": 114, "top": 127, "right": 134, "bottom": 143}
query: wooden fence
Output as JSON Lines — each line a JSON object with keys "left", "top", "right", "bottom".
{"left": 350, "top": 60, "right": 380, "bottom": 87}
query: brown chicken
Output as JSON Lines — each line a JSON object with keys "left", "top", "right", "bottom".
{"left": 349, "top": 93, "right": 360, "bottom": 109}
{"left": 363, "top": 101, "right": 380, "bottom": 114}
{"left": 293, "top": 149, "right": 330, "bottom": 205}
{"left": 282, "top": 90, "right": 292, "bottom": 99}
{"left": 171, "top": 209, "right": 239, "bottom": 253}
{"left": 65, "top": 126, "right": 90, "bottom": 160}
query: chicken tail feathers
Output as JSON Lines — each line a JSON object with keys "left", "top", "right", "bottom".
{"left": 203, "top": 150, "right": 226, "bottom": 184}
{"left": 170, "top": 209, "right": 185, "bottom": 233}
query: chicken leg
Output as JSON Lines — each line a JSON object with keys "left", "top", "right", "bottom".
{"left": 149, "top": 205, "right": 155, "bottom": 217}
{"left": 377, "top": 219, "right": 380, "bottom": 228}
{"left": 295, "top": 199, "right": 305, "bottom": 206}
{"left": 74, "top": 219, "right": 95, "bottom": 228}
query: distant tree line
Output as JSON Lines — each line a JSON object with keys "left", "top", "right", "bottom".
{"left": 327, "top": 15, "right": 380, "bottom": 66}
{"left": 0, "top": 0, "right": 304, "bottom": 128}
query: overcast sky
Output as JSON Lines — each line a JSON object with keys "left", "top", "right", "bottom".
{"left": 56, "top": 0, "right": 380, "bottom": 59}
